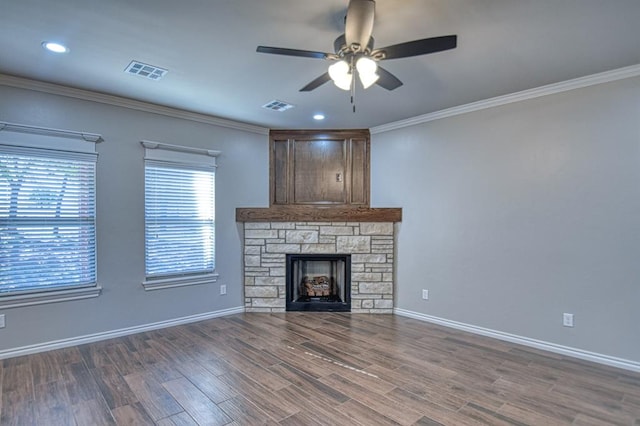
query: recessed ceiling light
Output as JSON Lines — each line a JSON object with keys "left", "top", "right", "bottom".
{"left": 42, "top": 41, "right": 69, "bottom": 53}
{"left": 313, "top": 114, "right": 325, "bottom": 120}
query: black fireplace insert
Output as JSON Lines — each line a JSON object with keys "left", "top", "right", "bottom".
{"left": 286, "top": 254, "right": 351, "bottom": 312}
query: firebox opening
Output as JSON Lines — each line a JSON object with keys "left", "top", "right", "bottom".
{"left": 286, "top": 254, "right": 351, "bottom": 312}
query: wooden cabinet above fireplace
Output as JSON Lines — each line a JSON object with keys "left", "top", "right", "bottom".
{"left": 270, "top": 129, "right": 370, "bottom": 207}
{"left": 237, "top": 128, "right": 400, "bottom": 223}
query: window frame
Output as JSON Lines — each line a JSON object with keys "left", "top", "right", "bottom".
{"left": 0, "top": 121, "right": 102, "bottom": 308}
{"left": 141, "top": 140, "right": 220, "bottom": 291}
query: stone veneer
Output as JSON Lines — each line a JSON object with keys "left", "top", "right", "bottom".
{"left": 243, "top": 221, "right": 395, "bottom": 313}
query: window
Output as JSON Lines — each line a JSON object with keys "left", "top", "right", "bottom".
{"left": 0, "top": 121, "right": 102, "bottom": 308}
{"left": 142, "top": 141, "right": 220, "bottom": 290}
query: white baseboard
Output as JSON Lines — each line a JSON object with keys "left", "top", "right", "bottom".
{"left": 0, "top": 306, "right": 245, "bottom": 360}
{"left": 5, "top": 306, "right": 638, "bottom": 374}
{"left": 394, "top": 308, "right": 640, "bottom": 373}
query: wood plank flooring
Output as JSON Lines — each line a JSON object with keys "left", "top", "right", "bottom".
{"left": 1, "top": 313, "right": 639, "bottom": 425}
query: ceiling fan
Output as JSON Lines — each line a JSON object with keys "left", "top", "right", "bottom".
{"left": 257, "top": 0, "right": 457, "bottom": 93}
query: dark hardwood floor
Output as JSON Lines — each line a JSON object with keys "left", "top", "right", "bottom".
{"left": 1, "top": 313, "right": 639, "bottom": 425}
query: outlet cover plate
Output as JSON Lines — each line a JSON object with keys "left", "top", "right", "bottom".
{"left": 422, "top": 289, "right": 429, "bottom": 300}
{"left": 0, "top": 314, "right": 5, "bottom": 328}
{"left": 220, "top": 284, "right": 227, "bottom": 295}
{"left": 563, "top": 313, "right": 574, "bottom": 327}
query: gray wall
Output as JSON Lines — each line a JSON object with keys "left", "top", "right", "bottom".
{"left": 371, "top": 76, "right": 640, "bottom": 362}
{"left": 2, "top": 75, "right": 639, "bottom": 364}
{"left": 0, "top": 85, "right": 268, "bottom": 352}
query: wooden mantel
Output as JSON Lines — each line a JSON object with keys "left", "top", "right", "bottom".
{"left": 235, "top": 206, "right": 402, "bottom": 222}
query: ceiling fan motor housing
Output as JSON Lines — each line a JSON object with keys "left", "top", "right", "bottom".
{"left": 345, "top": 0, "right": 376, "bottom": 52}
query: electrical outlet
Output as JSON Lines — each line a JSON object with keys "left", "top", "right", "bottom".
{"left": 422, "top": 289, "right": 429, "bottom": 300}
{"left": 220, "top": 284, "right": 227, "bottom": 295}
{"left": 0, "top": 314, "right": 5, "bottom": 328}
{"left": 563, "top": 313, "right": 574, "bottom": 327}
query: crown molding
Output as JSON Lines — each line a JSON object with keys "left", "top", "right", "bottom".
{"left": 0, "top": 74, "right": 269, "bottom": 136}
{"left": 371, "top": 64, "right": 640, "bottom": 135}
{"left": 3, "top": 64, "right": 639, "bottom": 137}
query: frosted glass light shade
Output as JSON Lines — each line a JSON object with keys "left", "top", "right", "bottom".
{"left": 356, "top": 57, "right": 377, "bottom": 75}
{"left": 358, "top": 71, "right": 379, "bottom": 89}
{"left": 329, "top": 60, "right": 349, "bottom": 80}
{"left": 356, "top": 57, "right": 379, "bottom": 88}
{"left": 334, "top": 74, "right": 352, "bottom": 90}
{"left": 328, "top": 60, "right": 352, "bottom": 91}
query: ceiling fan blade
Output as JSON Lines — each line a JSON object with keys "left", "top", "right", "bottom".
{"left": 345, "top": 0, "right": 375, "bottom": 51}
{"left": 257, "top": 46, "right": 329, "bottom": 60}
{"left": 300, "top": 73, "right": 332, "bottom": 92}
{"left": 375, "top": 66, "right": 403, "bottom": 90}
{"left": 378, "top": 35, "right": 457, "bottom": 60}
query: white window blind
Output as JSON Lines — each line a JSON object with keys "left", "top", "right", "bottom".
{"left": 142, "top": 141, "right": 219, "bottom": 283}
{"left": 0, "top": 145, "right": 97, "bottom": 294}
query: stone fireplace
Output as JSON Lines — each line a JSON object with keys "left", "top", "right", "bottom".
{"left": 239, "top": 218, "right": 397, "bottom": 313}
{"left": 236, "top": 128, "right": 400, "bottom": 313}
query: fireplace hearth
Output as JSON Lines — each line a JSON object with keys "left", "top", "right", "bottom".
{"left": 286, "top": 254, "right": 351, "bottom": 312}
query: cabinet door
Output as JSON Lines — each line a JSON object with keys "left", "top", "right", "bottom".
{"left": 292, "top": 139, "right": 346, "bottom": 204}
{"left": 270, "top": 130, "right": 370, "bottom": 207}
{"left": 272, "top": 138, "right": 289, "bottom": 205}
{"left": 349, "top": 137, "right": 369, "bottom": 205}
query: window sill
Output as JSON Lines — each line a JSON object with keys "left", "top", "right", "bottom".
{"left": 142, "top": 273, "right": 219, "bottom": 291}
{"left": 0, "top": 285, "right": 102, "bottom": 309}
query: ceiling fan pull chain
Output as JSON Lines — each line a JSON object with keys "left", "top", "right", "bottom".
{"left": 350, "top": 82, "right": 356, "bottom": 113}
{"left": 351, "top": 57, "right": 356, "bottom": 113}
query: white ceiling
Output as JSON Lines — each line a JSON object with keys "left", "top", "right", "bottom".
{"left": 1, "top": 0, "right": 639, "bottom": 130}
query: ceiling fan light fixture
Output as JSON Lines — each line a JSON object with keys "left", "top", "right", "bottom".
{"left": 358, "top": 71, "right": 379, "bottom": 89}
{"left": 356, "top": 56, "right": 379, "bottom": 88}
{"left": 334, "top": 73, "right": 352, "bottom": 91}
{"left": 355, "top": 56, "right": 376, "bottom": 74}
{"left": 328, "top": 60, "right": 352, "bottom": 91}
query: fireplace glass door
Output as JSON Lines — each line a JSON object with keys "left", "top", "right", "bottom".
{"left": 286, "top": 254, "right": 350, "bottom": 312}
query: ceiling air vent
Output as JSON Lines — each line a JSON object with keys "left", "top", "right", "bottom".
{"left": 125, "top": 61, "right": 167, "bottom": 80}
{"left": 262, "top": 100, "right": 295, "bottom": 112}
